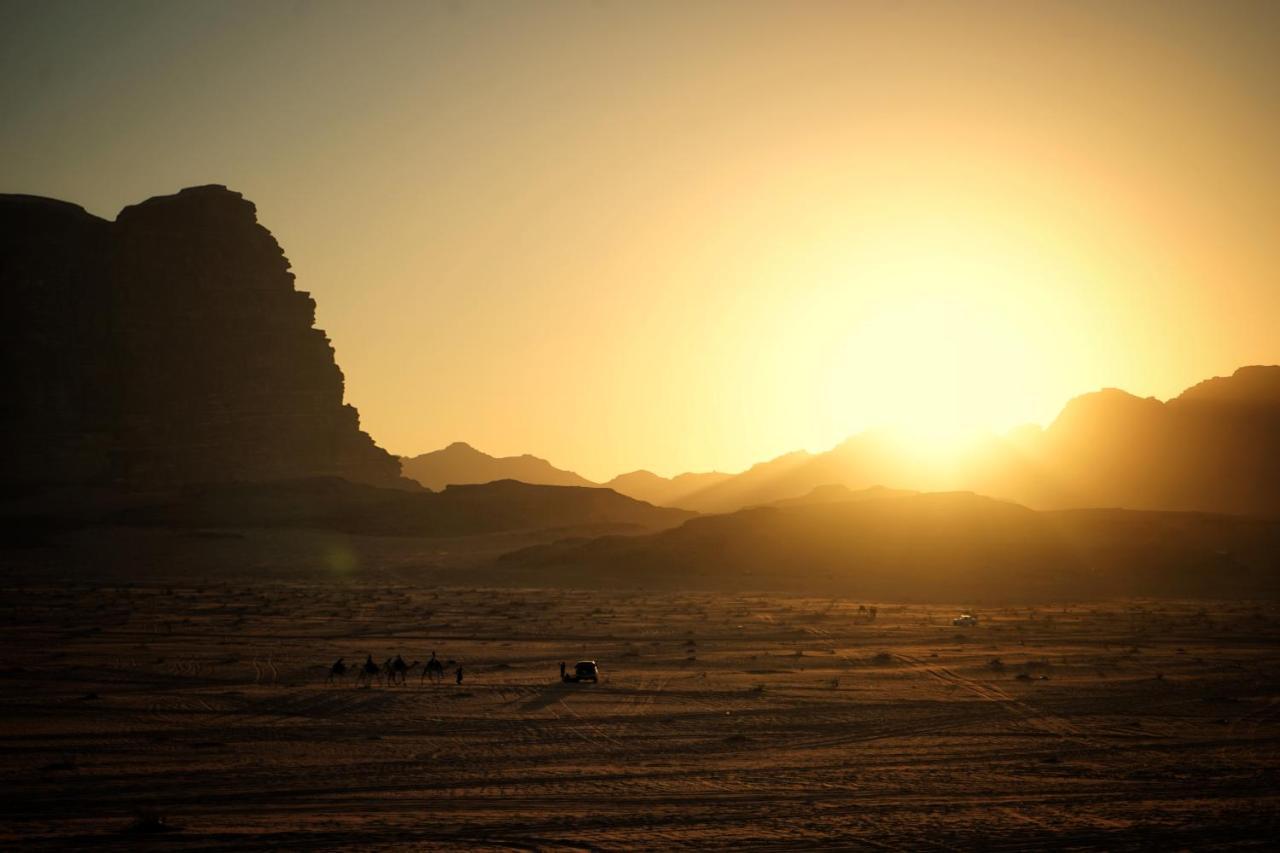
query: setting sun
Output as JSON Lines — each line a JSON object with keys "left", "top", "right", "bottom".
{"left": 820, "top": 252, "right": 1053, "bottom": 442}
{"left": 769, "top": 211, "right": 1090, "bottom": 459}
{"left": 838, "top": 299, "right": 1029, "bottom": 443}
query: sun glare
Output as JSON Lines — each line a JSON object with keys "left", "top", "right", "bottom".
{"left": 828, "top": 292, "right": 1042, "bottom": 448}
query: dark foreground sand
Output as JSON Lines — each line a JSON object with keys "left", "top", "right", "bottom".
{"left": 2, "top": 546, "right": 1278, "bottom": 849}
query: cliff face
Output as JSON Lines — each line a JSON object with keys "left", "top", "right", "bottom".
{"left": 1, "top": 185, "right": 405, "bottom": 489}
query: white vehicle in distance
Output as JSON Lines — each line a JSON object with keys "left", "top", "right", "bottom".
{"left": 952, "top": 613, "right": 979, "bottom": 627}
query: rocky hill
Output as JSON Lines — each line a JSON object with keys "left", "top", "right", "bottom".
{"left": 398, "top": 443, "right": 732, "bottom": 506}
{"left": 602, "top": 469, "right": 733, "bottom": 506}
{"left": 663, "top": 367, "right": 1280, "bottom": 516}
{"left": 400, "top": 442, "right": 594, "bottom": 491}
{"left": 115, "top": 477, "right": 694, "bottom": 538}
{"left": 1, "top": 186, "right": 406, "bottom": 490}
{"left": 498, "top": 491, "right": 1280, "bottom": 600}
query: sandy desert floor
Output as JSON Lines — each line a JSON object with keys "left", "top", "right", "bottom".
{"left": 3, "top": 570, "right": 1279, "bottom": 849}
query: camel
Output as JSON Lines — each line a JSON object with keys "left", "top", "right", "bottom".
{"left": 421, "top": 651, "right": 445, "bottom": 684}
{"left": 356, "top": 655, "right": 382, "bottom": 687}
{"left": 389, "top": 655, "right": 420, "bottom": 686}
{"left": 327, "top": 657, "right": 349, "bottom": 684}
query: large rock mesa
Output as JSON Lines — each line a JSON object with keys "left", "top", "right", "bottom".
{"left": 0, "top": 184, "right": 405, "bottom": 489}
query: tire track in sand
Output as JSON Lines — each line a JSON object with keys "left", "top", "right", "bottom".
{"left": 895, "top": 653, "right": 1107, "bottom": 748}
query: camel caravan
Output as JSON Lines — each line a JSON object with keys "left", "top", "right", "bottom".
{"left": 327, "top": 651, "right": 458, "bottom": 687}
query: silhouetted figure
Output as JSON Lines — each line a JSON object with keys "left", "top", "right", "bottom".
{"left": 560, "top": 661, "right": 566, "bottom": 680}
{"left": 456, "top": 665, "right": 463, "bottom": 685}
{"left": 357, "top": 654, "right": 380, "bottom": 687}
{"left": 327, "top": 657, "right": 347, "bottom": 683}
{"left": 390, "top": 655, "right": 419, "bottom": 686}
{"left": 422, "top": 654, "right": 445, "bottom": 684}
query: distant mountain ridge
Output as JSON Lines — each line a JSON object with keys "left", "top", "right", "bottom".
{"left": 399, "top": 442, "right": 730, "bottom": 505}
{"left": 767, "top": 484, "right": 917, "bottom": 508}
{"left": 602, "top": 470, "right": 733, "bottom": 506}
{"left": 402, "top": 366, "right": 1280, "bottom": 518}
{"left": 400, "top": 442, "right": 595, "bottom": 491}
{"left": 662, "top": 366, "right": 1280, "bottom": 516}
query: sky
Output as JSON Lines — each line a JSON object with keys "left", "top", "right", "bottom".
{"left": 3, "top": 1, "right": 1279, "bottom": 481}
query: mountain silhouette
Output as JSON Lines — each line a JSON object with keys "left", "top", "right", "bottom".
{"left": 399, "top": 442, "right": 732, "bottom": 504}
{"left": 659, "top": 367, "right": 1280, "bottom": 517}
{"left": 115, "top": 477, "right": 693, "bottom": 539}
{"left": 499, "top": 490, "right": 1280, "bottom": 600}
{"left": 402, "top": 366, "right": 1280, "bottom": 518}
{"left": 603, "top": 469, "right": 733, "bottom": 506}
{"left": 8, "top": 187, "right": 1277, "bottom": 523}
{"left": 1023, "top": 366, "right": 1280, "bottom": 515}
{"left": 1, "top": 187, "right": 407, "bottom": 490}
{"left": 400, "top": 442, "right": 595, "bottom": 491}
{"left": 766, "top": 484, "right": 917, "bottom": 508}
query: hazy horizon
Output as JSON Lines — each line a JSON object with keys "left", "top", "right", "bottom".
{"left": 5, "top": 0, "right": 1280, "bottom": 481}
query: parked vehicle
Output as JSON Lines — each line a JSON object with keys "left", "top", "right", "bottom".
{"left": 563, "top": 660, "right": 600, "bottom": 683}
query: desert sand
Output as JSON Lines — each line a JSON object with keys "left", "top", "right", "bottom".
{"left": 3, "top": 541, "right": 1277, "bottom": 849}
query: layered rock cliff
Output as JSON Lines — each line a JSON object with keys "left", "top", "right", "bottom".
{"left": 0, "top": 185, "right": 405, "bottom": 489}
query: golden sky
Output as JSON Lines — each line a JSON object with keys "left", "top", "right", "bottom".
{"left": 4, "top": 1, "right": 1279, "bottom": 480}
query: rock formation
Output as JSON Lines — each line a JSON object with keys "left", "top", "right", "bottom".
{"left": 0, "top": 185, "right": 406, "bottom": 489}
